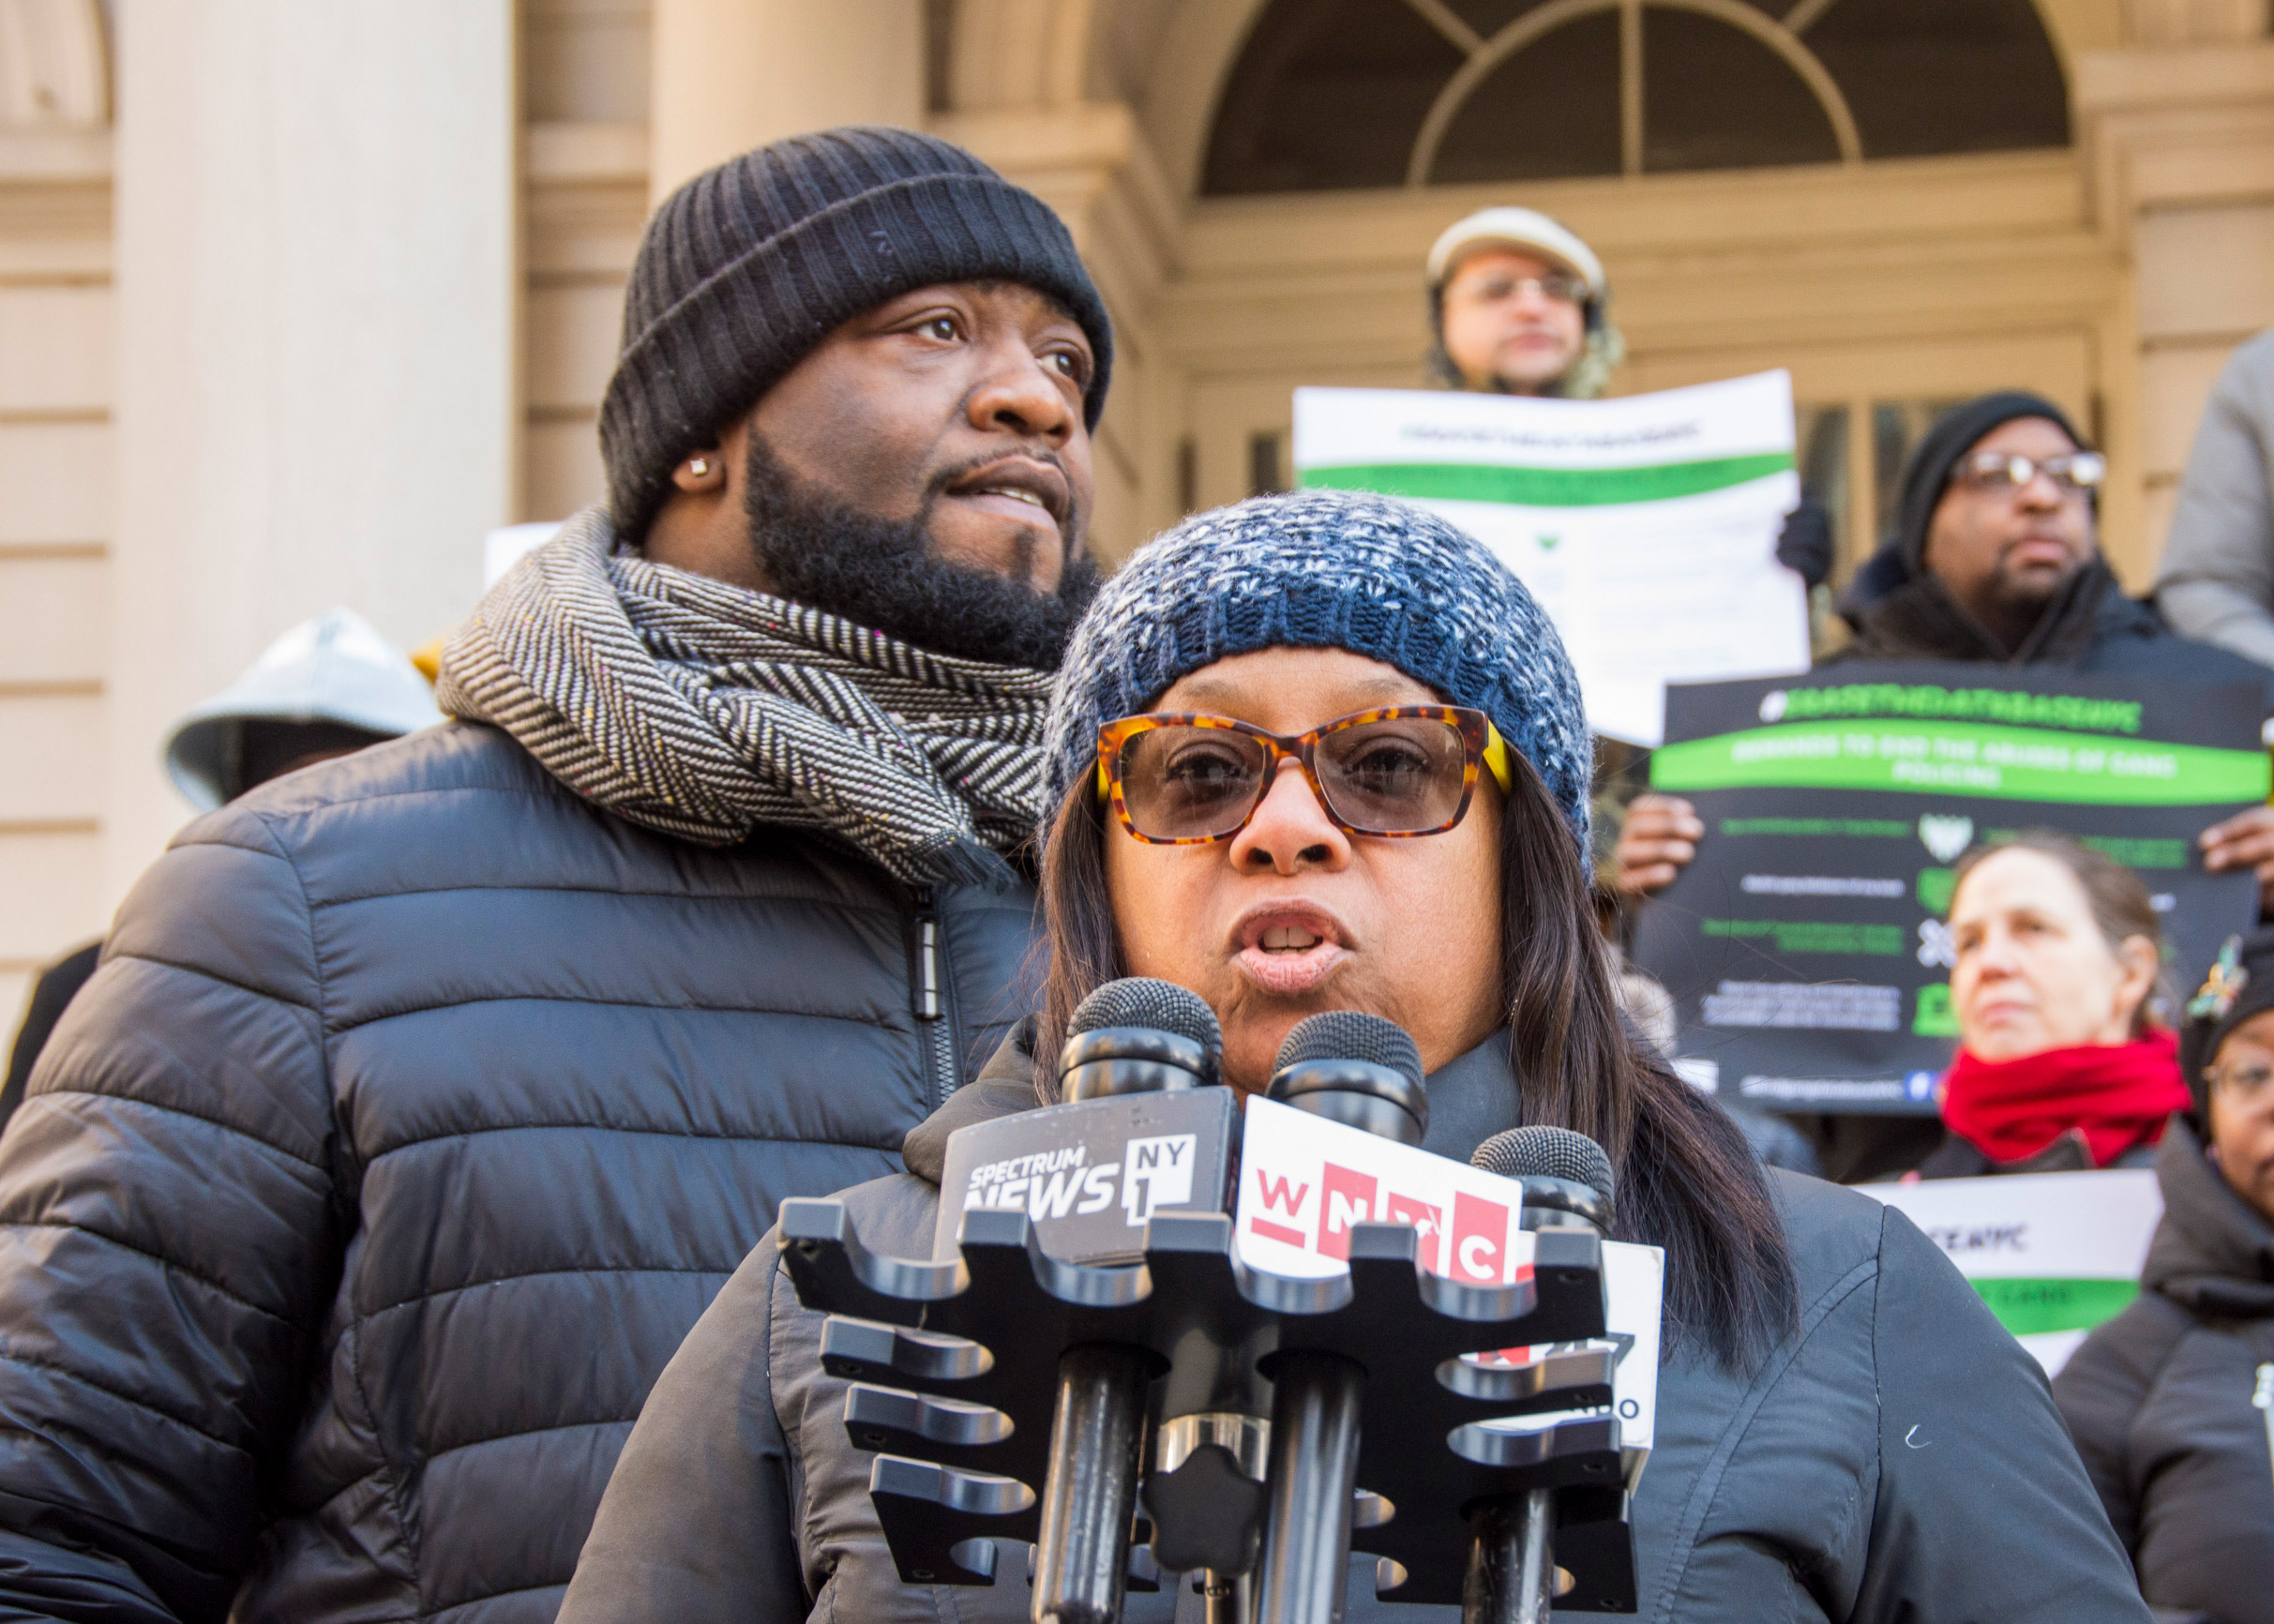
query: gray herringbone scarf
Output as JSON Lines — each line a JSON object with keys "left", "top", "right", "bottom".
{"left": 437, "top": 508, "right": 1053, "bottom": 888}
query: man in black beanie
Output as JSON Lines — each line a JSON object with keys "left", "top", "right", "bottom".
{"left": 1614, "top": 392, "right": 2274, "bottom": 1177}
{"left": 0, "top": 128, "right": 1108, "bottom": 1624}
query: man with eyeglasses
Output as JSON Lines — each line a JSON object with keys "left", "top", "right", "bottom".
{"left": 1616, "top": 391, "right": 2274, "bottom": 1177}
{"left": 1427, "top": 207, "right": 1623, "bottom": 399}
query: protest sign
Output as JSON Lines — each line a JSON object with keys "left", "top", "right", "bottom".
{"left": 1292, "top": 374, "right": 1807, "bottom": 746}
{"left": 1632, "top": 663, "right": 2266, "bottom": 1114}
{"left": 1860, "top": 1169, "right": 2162, "bottom": 1374}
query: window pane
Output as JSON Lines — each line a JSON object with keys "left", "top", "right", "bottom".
{"left": 1202, "top": 0, "right": 1465, "bottom": 195}
{"left": 1441, "top": 0, "right": 1560, "bottom": 32}
{"left": 1430, "top": 11, "right": 1622, "bottom": 185}
{"left": 1873, "top": 398, "right": 1968, "bottom": 539}
{"left": 1797, "top": 402, "right": 1851, "bottom": 578}
{"left": 1802, "top": 0, "right": 2068, "bottom": 158}
{"left": 1643, "top": 9, "right": 1841, "bottom": 173}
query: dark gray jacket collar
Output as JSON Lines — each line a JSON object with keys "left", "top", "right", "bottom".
{"left": 2145, "top": 1115, "right": 2274, "bottom": 1317}
{"left": 1837, "top": 556, "right": 2123, "bottom": 666}
{"left": 901, "top": 1023, "right": 1526, "bottom": 1186}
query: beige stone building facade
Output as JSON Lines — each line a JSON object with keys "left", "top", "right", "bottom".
{"left": 6, "top": 0, "right": 2274, "bottom": 1023}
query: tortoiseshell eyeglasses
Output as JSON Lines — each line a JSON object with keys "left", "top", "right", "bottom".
{"left": 1094, "top": 706, "right": 1513, "bottom": 845}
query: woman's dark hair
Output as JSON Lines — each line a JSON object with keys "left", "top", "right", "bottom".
{"left": 1949, "top": 829, "right": 2168, "bottom": 1036}
{"left": 1035, "top": 747, "right": 1797, "bottom": 1371}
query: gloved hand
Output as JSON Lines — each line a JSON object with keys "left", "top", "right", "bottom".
{"left": 1775, "top": 497, "right": 1834, "bottom": 589}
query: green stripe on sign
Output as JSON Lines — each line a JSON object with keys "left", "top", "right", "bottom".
{"left": 1972, "top": 1277, "right": 2138, "bottom": 1338}
{"left": 1651, "top": 720, "right": 2269, "bottom": 805}
{"left": 1297, "top": 452, "right": 1794, "bottom": 507}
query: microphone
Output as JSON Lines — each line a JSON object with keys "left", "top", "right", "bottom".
{"left": 1255, "top": 1011, "right": 1428, "bottom": 1624}
{"left": 1060, "top": 975, "right": 1221, "bottom": 1099}
{"left": 1461, "top": 1127, "right": 1616, "bottom": 1624}
{"left": 1471, "top": 1126, "right": 1615, "bottom": 1235}
{"left": 1024, "top": 980, "right": 1227, "bottom": 1624}
{"left": 1266, "top": 1008, "right": 1427, "bottom": 1145}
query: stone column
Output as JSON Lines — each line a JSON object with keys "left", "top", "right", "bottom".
{"left": 648, "top": 0, "right": 925, "bottom": 203}
{"left": 105, "top": 0, "right": 516, "bottom": 903}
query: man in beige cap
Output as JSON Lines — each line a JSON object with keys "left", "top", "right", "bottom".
{"left": 1426, "top": 204, "right": 1625, "bottom": 398}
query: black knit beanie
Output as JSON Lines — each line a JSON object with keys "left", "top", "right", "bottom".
{"left": 2181, "top": 928, "right": 2274, "bottom": 1123}
{"left": 599, "top": 127, "right": 1113, "bottom": 541}
{"left": 1842, "top": 390, "right": 2086, "bottom": 610}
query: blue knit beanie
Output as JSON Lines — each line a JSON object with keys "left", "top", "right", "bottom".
{"left": 1040, "top": 490, "right": 1591, "bottom": 860}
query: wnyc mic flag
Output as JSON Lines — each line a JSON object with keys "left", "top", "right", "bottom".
{"left": 1233, "top": 1095, "right": 1529, "bottom": 1284}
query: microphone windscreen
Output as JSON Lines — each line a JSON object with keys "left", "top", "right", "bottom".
{"left": 1068, "top": 977, "right": 1223, "bottom": 1059}
{"left": 1471, "top": 1126, "right": 1616, "bottom": 1204}
{"left": 1272, "top": 1010, "right": 1423, "bottom": 1092}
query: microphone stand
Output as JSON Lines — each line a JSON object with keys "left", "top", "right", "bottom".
{"left": 1032, "top": 1344, "right": 1153, "bottom": 1624}
{"left": 1463, "top": 1489, "right": 1556, "bottom": 1624}
{"left": 1255, "top": 1350, "right": 1364, "bottom": 1624}
{"left": 1252, "top": 1018, "right": 1430, "bottom": 1624}
{"left": 1460, "top": 1166, "right": 1612, "bottom": 1624}
{"left": 1035, "top": 1012, "right": 1217, "bottom": 1624}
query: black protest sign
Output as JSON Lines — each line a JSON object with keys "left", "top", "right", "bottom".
{"left": 1631, "top": 663, "right": 2266, "bottom": 1115}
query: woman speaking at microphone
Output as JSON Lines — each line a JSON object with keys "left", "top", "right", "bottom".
{"left": 557, "top": 493, "right": 2146, "bottom": 1623}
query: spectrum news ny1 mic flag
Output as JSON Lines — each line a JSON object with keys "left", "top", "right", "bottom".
{"left": 933, "top": 1089, "right": 1237, "bottom": 1265}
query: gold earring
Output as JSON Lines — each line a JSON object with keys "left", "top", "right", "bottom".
{"left": 689, "top": 457, "right": 710, "bottom": 477}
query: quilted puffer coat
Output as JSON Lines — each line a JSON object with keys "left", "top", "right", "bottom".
{"left": 0, "top": 722, "right": 1039, "bottom": 1623}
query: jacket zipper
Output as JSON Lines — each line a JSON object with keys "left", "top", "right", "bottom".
{"left": 911, "top": 887, "right": 959, "bottom": 1108}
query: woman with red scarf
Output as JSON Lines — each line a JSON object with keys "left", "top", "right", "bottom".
{"left": 1917, "top": 830, "right": 2191, "bottom": 1177}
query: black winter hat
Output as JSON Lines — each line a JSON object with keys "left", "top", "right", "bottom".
{"left": 598, "top": 127, "right": 1113, "bottom": 540}
{"left": 1841, "top": 390, "right": 2086, "bottom": 611}
{"left": 2180, "top": 927, "right": 2274, "bottom": 1123}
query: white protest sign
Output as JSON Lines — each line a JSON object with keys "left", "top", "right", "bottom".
{"left": 1859, "top": 1168, "right": 2163, "bottom": 1374}
{"left": 1293, "top": 374, "right": 1809, "bottom": 747}
{"left": 1234, "top": 1095, "right": 1527, "bottom": 1284}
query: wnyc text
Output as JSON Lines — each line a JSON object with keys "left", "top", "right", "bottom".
{"left": 1234, "top": 1096, "right": 1528, "bottom": 1285}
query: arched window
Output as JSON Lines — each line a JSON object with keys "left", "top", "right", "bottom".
{"left": 1201, "top": 0, "right": 2069, "bottom": 195}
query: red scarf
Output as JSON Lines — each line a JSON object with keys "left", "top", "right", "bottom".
{"left": 1940, "top": 1029, "right": 2189, "bottom": 1168}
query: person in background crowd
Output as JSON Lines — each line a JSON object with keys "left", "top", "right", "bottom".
{"left": 2055, "top": 925, "right": 2274, "bottom": 1624}
{"left": 2156, "top": 327, "right": 2274, "bottom": 669}
{"left": 1427, "top": 205, "right": 1623, "bottom": 399}
{"left": 1425, "top": 205, "right": 1834, "bottom": 600}
{"left": 560, "top": 492, "right": 2148, "bottom": 1624}
{"left": 1, "top": 607, "right": 438, "bottom": 1126}
{"left": 1427, "top": 206, "right": 1826, "bottom": 1176}
{"left": 1915, "top": 832, "right": 2186, "bottom": 1178}
{"left": 1616, "top": 392, "right": 2274, "bottom": 1180}
{"left": 0, "top": 128, "right": 1110, "bottom": 1624}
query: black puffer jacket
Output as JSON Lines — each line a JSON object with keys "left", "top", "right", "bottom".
{"left": 2054, "top": 1117, "right": 2274, "bottom": 1624}
{"left": 0, "top": 723, "right": 1038, "bottom": 1623}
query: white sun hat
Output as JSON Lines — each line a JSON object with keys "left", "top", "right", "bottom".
{"left": 1425, "top": 206, "right": 1606, "bottom": 300}
{"left": 163, "top": 608, "right": 445, "bottom": 810}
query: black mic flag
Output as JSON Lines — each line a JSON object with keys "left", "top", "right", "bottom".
{"left": 931, "top": 979, "right": 1235, "bottom": 1267}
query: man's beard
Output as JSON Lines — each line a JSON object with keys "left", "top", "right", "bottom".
{"left": 739, "top": 433, "right": 1100, "bottom": 671}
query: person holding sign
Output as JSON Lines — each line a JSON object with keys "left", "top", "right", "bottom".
{"left": 1425, "top": 209, "right": 1834, "bottom": 764}
{"left": 1619, "top": 394, "right": 2274, "bottom": 903}
{"left": 561, "top": 493, "right": 2148, "bottom": 1624}
{"left": 1425, "top": 206, "right": 1622, "bottom": 400}
{"left": 2055, "top": 926, "right": 2274, "bottom": 1624}
{"left": 1914, "top": 833, "right": 2189, "bottom": 1178}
